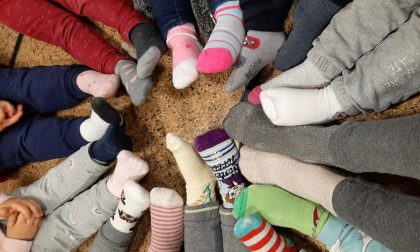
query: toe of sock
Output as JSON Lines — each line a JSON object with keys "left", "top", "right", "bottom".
{"left": 91, "top": 97, "right": 123, "bottom": 125}
{"left": 166, "top": 133, "right": 186, "bottom": 152}
{"left": 247, "top": 86, "right": 262, "bottom": 105}
{"left": 117, "top": 150, "right": 149, "bottom": 176}
{"left": 194, "top": 128, "right": 230, "bottom": 152}
{"left": 197, "top": 48, "right": 233, "bottom": 73}
{"left": 137, "top": 47, "right": 162, "bottom": 79}
{"left": 173, "top": 59, "right": 199, "bottom": 89}
{"left": 150, "top": 187, "right": 183, "bottom": 208}
{"left": 127, "top": 78, "right": 153, "bottom": 106}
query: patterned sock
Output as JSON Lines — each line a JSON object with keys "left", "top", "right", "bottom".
{"left": 106, "top": 151, "right": 149, "bottom": 198}
{"left": 148, "top": 188, "right": 184, "bottom": 252}
{"left": 130, "top": 23, "right": 167, "bottom": 79}
{"left": 166, "top": 133, "right": 217, "bottom": 206}
{"left": 167, "top": 24, "right": 202, "bottom": 89}
{"left": 88, "top": 125, "right": 133, "bottom": 165}
{"left": 115, "top": 60, "right": 153, "bottom": 105}
{"left": 225, "top": 31, "right": 286, "bottom": 92}
{"left": 195, "top": 128, "right": 249, "bottom": 209}
{"left": 260, "top": 85, "right": 345, "bottom": 126}
{"left": 80, "top": 97, "right": 123, "bottom": 142}
{"left": 110, "top": 180, "right": 150, "bottom": 233}
{"left": 234, "top": 215, "right": 297, "bottom": 252}
{"left": 233, "top": 185, "right": 329, "bottom": 237}
{"left": 76, "top": 70, "right": 120, "bottom": 98}
{"left": 197, "top": 1, "right": 245, "bottom": 73}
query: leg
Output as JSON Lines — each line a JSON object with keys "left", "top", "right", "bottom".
{"left": 219, "top": 207, "right": 248, "bottom": 252}
{"left": 0, "top": 65, "right": 89, "bottom": 114}
{"left": 0, "top": 0, "right": 126, "bottom": 74}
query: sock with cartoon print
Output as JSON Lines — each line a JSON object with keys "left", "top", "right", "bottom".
{"left": 195, "top": 128, "right": 249, "bottom": 209}
{"left": 233, "top": 184, "right": 329, "bottom": 237}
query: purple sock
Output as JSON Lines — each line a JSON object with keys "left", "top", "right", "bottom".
{"left": 195, "top": 128, "right": 249, "bottom": 209}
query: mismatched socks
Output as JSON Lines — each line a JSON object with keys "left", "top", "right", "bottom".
{"left": 197, "top": 1, "right": 245, "bottom": 73}
{"left": 76, "top": 70, "right": 119, "bottom": 98}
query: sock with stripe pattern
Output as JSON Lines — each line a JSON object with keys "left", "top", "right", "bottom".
{"left": 234, "top": 215, "right": 297, "bottom": 252}
{"left": 195, "top": 128, "right": 249, "bottom": 209}
{"left": 148, "top": 187, "right": 184, "bottom": 252}
{"left": 197, "top": 1, "right": 245, "bottom": 73}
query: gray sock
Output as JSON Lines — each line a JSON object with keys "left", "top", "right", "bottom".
{"left": 89, "top": 220, "right": 134, "bottom": 252}
{"left": 222, "top": 102, "right": 337, "bottom": 165}
{"left": 225, "top": 31, "right": 285, "bottom": 92}
{"left": 115, "top": 60, "right": 152, "bottom": 105}
{"left": 130, "top": 23, "right": 167, "bottom": 79}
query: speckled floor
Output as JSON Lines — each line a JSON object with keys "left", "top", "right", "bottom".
{"left": 1, "top": 11, "right": 420, "bottom": 252}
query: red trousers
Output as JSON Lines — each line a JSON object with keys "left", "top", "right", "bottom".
{"left": 0, "top": 0, "right": 148, "bottom": 74}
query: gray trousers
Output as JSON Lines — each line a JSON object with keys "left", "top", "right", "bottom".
{"left": 89, "top": 220, "right": 134, "bottom": 252}
{"left": 309, "top": 2, "right": 420, "bottom": 115}
{"left": 184, "top": 202, "right": 248, "bottom": 252}
{"left": 11, "top": 145, "right": 118, "bottom": 251}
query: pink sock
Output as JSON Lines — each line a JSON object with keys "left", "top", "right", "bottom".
{"left": 106, "top": 150, "right": 149, "bottom": 198}
{"left": 248, "top": 85, "right": 262, "bottom": 105}
{"left": 76, "top": 70, "right": 120, "bottom": 98}
{"left": 197, "top": 1, "right": 245, "bottom": 73}
{"left": 167, "top": 23, "right": 202, "bottom": 89}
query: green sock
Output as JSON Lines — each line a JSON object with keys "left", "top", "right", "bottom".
{"left": 233, "top": 184, "right": 329, "bottom": 237}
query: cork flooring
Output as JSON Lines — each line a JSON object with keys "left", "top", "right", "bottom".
{"left": 1, "top": 15, "right": 420, "bottom": 252}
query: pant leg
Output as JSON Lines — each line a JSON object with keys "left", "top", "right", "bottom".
{"left": 0, "top": 117, "right": 87, "bottom": 173}
{"left": 31, "top": 178, "right": 118, "bottom": 251}
{"left": 332, "top": 178, "right": 420, "bottom": 251}
{"left": 318, "top": 215, "right": 392, "bottom": 252}
{"left": 308, "top": 0, "right": 420, "bottom": 79}
{"left": 332, "top": 7, "right": 420, "bottom": 116}
{"left": 11, "top": 144, "right": 111, "bottom": 215}
{"left": 52, "top": 0, "right": 149, "bottom": 43}
{"left": 0, "top": 65, "right": 89, "bottom": 114}
{"left": 151, "top": 0, "right": 197, "bottom": 39}
{"left": 219, "top": 207, "right": 248, "bottom": 252}
{"left": 184, "top": 202, "right": 224, "bottom": 252}
{"left": 0, "top": 0, "right": 126, "bottom": 74}
{"left": 239, "top": 0, "right": 294, "bottom": 32}
{"left": 89, "top": 220, "right": 135, "bottom": 252}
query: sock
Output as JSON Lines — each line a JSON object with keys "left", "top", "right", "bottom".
{"left": 88, "top": 125, "right": 133, "bottom": 165}
{"left": 130, "top": 23, "right": 167, "bottom": 79}
{"left": 262, "top": 59, "right": 331, "bottom": 90}
{"left": 167, "top": 24, "right": 202, "bottom": 89}
{"left": 115, "top": 60, "right": 153, "bottom": 105}
{"left": 80, "top": 97, "right": 123, "bottom": 142}
{"left": 239, "top": 146, "right": 344, "bottom": 215}
{"left": 166, "top": 133, "right": 217, "bottom": 206}
{"left": 247, "top": 85, "right": 262, "bottom": 104}
{"left": 234, "top": 215, "right": 297, "bottom": 252}
{"left": 275, "top": 0, "right": 348, "bottom": 71}
{"left": 194, "top": 128, "right": 249, "bottom": 209}
{"left": 197, "top": 1, "right": 245, "bottom": 73}
{"left": 233, "top": 184, "right": 330, "bottom": 237}
{"left": 222, "top": 102, "right": 338, "bottom": 166}
{"left": 110, "top": 180, "right": 150, "bottom": 233}
{"left": 106, "top": 150, "right": 149, "bottom": 198}
{"left": 225, "top": 31, "right": 286, "bottom": 92}
{"left": 260, "top": 85, "right": 345, "bottom": 126}
{"left": 76, "top": 70, "right": 120, "bottom": 98}
{"left": 148, "top": 187, "right": 184, "bottom": 252}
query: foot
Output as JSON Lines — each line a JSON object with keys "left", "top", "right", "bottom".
{"left": 76, "top": 70, "right": 120, "bottom": 98}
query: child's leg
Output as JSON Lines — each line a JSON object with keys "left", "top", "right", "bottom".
{"left": 10, "top": 126, "right": 132, "bottom": 214}
{"left": 0, "top": 0, "right": 126, "bottom": 74}
{"left": 219, "top": 207, "right": 251, "bottom": 252}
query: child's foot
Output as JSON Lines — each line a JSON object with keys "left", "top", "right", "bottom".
{"left": 197, "top": 1, "right": 245, "bottom": 73}
{"left": 80, "top": 97, "right": 123, "bottom": 142}
{"left": 167, "top": 24, "right": 202, "bottom": 89}
{"left": 76, "top": 70, "right": 120, "bottom": 98}
{"left": 115, "top": 60, "right": 153, "bottom": 105}
{"left": 148, "top": 187, "right": 184, "bottom": 252}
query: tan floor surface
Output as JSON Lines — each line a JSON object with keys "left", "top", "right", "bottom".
{"left": 0, "top": 14, "right": 419, "bottom": 252}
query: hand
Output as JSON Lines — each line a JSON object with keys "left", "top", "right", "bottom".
{"left": 0, "top": 198, "right": 43, "bottom": 219}
{"left": 0, "top": 101, "right": 23, "bottom": 132}
{"left": 6, "top": 212, "right": 41, "bottom": 241}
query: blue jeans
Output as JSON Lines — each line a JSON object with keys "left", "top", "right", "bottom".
{"left": 0, "top": 65, "right": 90, "bottom": 172}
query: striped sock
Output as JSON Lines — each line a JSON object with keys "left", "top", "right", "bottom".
{"left": 194, "top": 128, "right": 249, "bottom": 209}
{"left": 234, "top": 215, "right": 297, "bottom": 252}
{"left": 148, "top": 187, "right": 184, "bottom": 252}
{"left": 197, "top": 1, "right": 245, "bottom": 73}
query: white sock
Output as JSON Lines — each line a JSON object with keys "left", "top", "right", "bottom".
{"left": 110, "top": 180, "right": 150, "bottom": 233}
{"left": 260, "top": 85, "right": 345, "bottom": 126}
{"left": 80, "top": 110, "right": 111, "bottom": 142}
{"left": 262, "top": 59, "right": 331, "bottom": 90}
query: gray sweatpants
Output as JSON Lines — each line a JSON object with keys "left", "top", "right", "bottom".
{"left": 310, "top": 2, "right": 420, "bottom": 115}
{"left": 89, "top": 220, "right": 135, "bottom": 252}
{"left": 184, "top": 202, "right": 248, "bottom": 252}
